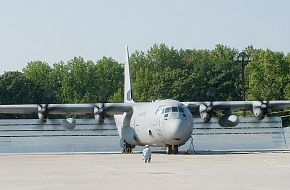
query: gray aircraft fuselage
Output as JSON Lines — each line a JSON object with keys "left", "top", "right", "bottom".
{"left": 114, "top": 99, "right": 193, "bottom": 147}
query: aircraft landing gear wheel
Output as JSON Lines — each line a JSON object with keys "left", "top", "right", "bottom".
{"left": 173, "top": 145, "right": 178, "bottom": 154}
{"left": 166, "top": 145, "right": 172, "bottom": 154}
{"left": 122, "top": 147, "right": 133, "bottom": 154}
{"left": 122, "top": 143, "right": 133, "bottom": 154}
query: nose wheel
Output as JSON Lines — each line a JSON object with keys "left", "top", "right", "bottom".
{"left": 173, "top": 145, "right": 178, "bottom": 154}
{"left": 166, "top": 145, "right": 179, "bottom": 154}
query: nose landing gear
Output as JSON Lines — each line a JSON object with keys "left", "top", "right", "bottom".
{"left": 166, "top": 145, "right": 178, "bottom": 154}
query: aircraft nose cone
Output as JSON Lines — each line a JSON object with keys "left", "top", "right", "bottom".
{"left": 167, "top": 119, "right": 186, "bottom": 139}
{"left": 163, "top": 116, "right": 193, "bottom": 146}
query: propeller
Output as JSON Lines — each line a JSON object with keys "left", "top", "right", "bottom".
{"left": 94, "top": 103, "right": 106, "bottom": 124}
{"left": 37, "top": 104, "right": 49, "bottom": 122}
{"left": 199, "top": 102, "right": 213, "bottom": 123}
{"left": 199, "top": 87, "right": 217, "bottom": 122}
{"left": 252, "top": 101, "right": 269, "bottom": 120}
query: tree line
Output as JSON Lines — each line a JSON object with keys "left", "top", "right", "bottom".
{"left": 0, "top": 44, "right": 289, "bottom": 106}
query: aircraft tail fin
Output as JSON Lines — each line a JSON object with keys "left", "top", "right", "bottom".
{"left": 124, "top": 46, "right": 134, "bottom": 103}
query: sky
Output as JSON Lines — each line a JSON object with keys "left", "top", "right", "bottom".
{"left": 0, "top": 0, "right": 290, "bottom": 74}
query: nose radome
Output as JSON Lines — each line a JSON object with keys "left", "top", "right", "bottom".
{"left": 167, "top": 119, "right": 186, "bottom": 138}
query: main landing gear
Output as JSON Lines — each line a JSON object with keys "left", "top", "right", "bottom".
{"left": 166, "top": 145, "right": 178, "bottom": 154}
{"left": 122, "top": 142, "right": 134, "bottom": 154}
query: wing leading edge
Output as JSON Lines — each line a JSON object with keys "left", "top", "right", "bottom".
{"left": 0, "top": 103, "right": 133, "bottom": 116}
{"left": 0, "top": 101, "right": 289, "bottom": 116}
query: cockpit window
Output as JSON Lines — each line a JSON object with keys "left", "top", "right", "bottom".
{"left": 172, "top": 107, "right": 178, "bottom": 112}
{"left": 155, "top": 105, "right": 165, "bottom": 114}
{"left": 162, "top": 106, "right": 185, "bottom": 113}
{"left": 164, "top": 107, "right": 172, "bottom": 113}
{"left": 157, "top": 105, "right": 187, "bottom": 114}
{"left": 178, "top": 106, "right": 184, "bottom": 113}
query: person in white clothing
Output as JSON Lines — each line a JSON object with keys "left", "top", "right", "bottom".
{"left": 143, "top": 145, "right": 151, "bottom": 163}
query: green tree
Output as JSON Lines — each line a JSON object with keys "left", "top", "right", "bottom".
{"left": 247, "top": 49, "right": 289, "bottom": 100}
{"left": 284, "top": 53, "right": 290, "bottom": 99}
{"left": 1, "top": 44, "right": 289, "bottom": 106}
{"left": 96, "top": 57, "right": 123, "bottom": 102}
{"left": 131, "top": 44, "right": 239, "bottom": 101}
{"left": 59, "top": 57, "right": 95, "bottom": 103}
{"left": 0, "top": 71, "right": 43, "bottom": 104}
{"left": 55, "top": 56, "right": 123, "bottom": 103}
{"left": 23, "top": 61, "right": 55, "bottom": 103}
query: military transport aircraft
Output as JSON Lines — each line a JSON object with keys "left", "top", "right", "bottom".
{"left": 0, "top": 47, "right": 290, "bottom": 154}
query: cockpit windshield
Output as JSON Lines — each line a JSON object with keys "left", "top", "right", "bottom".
{"left": 164, "top": 107, "right": 171, "bottom": 113}
{"left": 156, "top": 105, "right": 185, "bottom": 114}
{"left": 172, "top": 107, "right": 178, "bottom": 112}
{"left": 178, "top": 107, "right": 184, "bottom": 113}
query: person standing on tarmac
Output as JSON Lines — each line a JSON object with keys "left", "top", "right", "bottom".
{"left": 143, "top": 145, "right": 151, "bottom": 163}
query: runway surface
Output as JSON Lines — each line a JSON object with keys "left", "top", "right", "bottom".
{"left": 0, "top": 151, "right": 290, "bottom": 190}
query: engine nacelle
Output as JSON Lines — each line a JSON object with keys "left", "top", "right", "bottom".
{"left": 218, "top": 114, "right": 239, "bottom": 127}
{"left": 63, "top": 118, "right": 76, "bottom": 131}
{"left": 199, "top": 103, "right": 212, "bottom": 123}
{"left": 252, "top": 101, "right": 268, "bottom": 120}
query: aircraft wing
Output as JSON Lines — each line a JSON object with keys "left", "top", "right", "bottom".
{"left": 0, "top": 104, "right": 39, "bottom": 114}
{"left": 183, "top": 101, "right": 252, "bottom": 112}
{"left": 182, "top": 100, "right": 290, "bottom": 111}
{"left": 0, "top": 103, "right": 133, "bottom": 116}
{"left": 183, "top": 100, "right": 290, "bottom": 112}
{"left": 182, "top": 100, "right": 290, "bottom": 127}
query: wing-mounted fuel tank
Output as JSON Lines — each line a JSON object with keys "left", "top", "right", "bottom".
{"left": 218, "top": 114, "right": 239, "bottom": 127}
{"left": 62, "top": 117, "right": 77, "bottom": 130}
{"left": 199, "top": 103, "right": 239, "bottom": 127}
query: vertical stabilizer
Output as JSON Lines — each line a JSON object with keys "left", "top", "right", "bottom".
{"left": 124, "top": 46, "right": 134, "bottom": 103}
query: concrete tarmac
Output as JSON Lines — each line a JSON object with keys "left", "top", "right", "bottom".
{"left": 0, "top": 151, "right": 290, "bottom": 190}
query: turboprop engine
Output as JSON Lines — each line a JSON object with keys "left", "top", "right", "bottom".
{"left": 199, "top": 103, "right": 213, "bottom": 122}
{"left": 38, "top": 104, "right": 49, "bottom": 121}
{"left": 94, "top": 105, "right": 106, "bottom": 124}
{"left": 218, "top": 114, "right": 239, "bottom": 127}
{"left": 63, "top": 118, "right": 76, "bottom": 131}
{"left": 252, "top": 101, "right": 268, "bottom": 120}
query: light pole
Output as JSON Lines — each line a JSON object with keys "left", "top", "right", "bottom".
{"left": 233, "top": 51, "right": 252, "bottom": 117}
